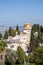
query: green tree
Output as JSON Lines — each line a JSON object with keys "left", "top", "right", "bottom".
{"left": 4, "top": 30, "right": 8, "bottom": 39}
{"left": 16, "top": 25, "right": 20, "bottom": 35}
{"left": 30, "top": 24, "right": 41, "bottom": 52}
{"left": 16, "top": 25, "right": 19, "bottom": 31}
{"left": 17, "top": 46, "right": 26, "bottom": 64}
{"left": 0, "top": 41, "right": 6, "bottom": 52}
{"left": 40, "top": 26, "right": 43, "bottom": 43}
{"left": 8, "top": 25, "right": 20, "bottom": 37}
{"left": 0, "top": 33, "right": 2, "bottom": 40}
{"left": 11, "top": 29, "right": 16, "bottom": 36}
{"left": 31, "top": 47, "right": 43, "bottom": 65}
{"left": 8, "top": 27, "right": 18, "bottom": 36}
{"left": 40, "top": 26, "right": 43, "bottom": 33}
{"left": 8, "top": 27, "right": 12, "bottom": 36}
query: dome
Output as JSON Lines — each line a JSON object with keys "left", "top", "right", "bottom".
{"left": 24, "top": 23, "right": 31, "bottom": 29}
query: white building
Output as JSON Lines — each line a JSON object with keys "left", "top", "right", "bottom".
{"left": 5, "top": 23, "right": 32, "bottom": 55}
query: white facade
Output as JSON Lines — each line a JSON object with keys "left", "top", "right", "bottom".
{"left": 5, "top": 23, "right": 32, "bottom": 55}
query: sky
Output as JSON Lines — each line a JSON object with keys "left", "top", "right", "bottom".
{"left": 0, "top": 0, "right": 43, "bottom": 27}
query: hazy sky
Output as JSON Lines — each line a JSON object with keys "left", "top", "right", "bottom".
{"left": 0, "top": 0, "right": 43, "bottom": 26}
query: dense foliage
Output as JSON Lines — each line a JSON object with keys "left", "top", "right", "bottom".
{"left": 4, "top": 30, "right": 8, "bottom": 39}
{"left": 40, "top": 26, "right": 43, "bottom": 43}
{"left": 5, "top": 46, "right": 43, "bottom": 65}
{"left": 30, "top": 47, "right": 43, "bottom": 65}
{"left": 5, "top": 46, "right": 26, "bottom": 65}
{"left": 8, "top": 25, "right": 20, "bottom": 36}
{"left": 0, "top": 33, "right": 2, "bottom": 40}
{"left": 3, "top": 25, "right": 20, "bottom": 39}
{"left": 0, "top": 41, "right": 6, "bottom": 52}
{"left": 30, "top": 24, "right": 42, "bottom": 52}
{"left": 17, "top": 46, "right": 26, "bottom": 64}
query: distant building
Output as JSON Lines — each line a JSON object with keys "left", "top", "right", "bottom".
{"left": 5, "top": 23, "right": 32, "bottom": 56}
